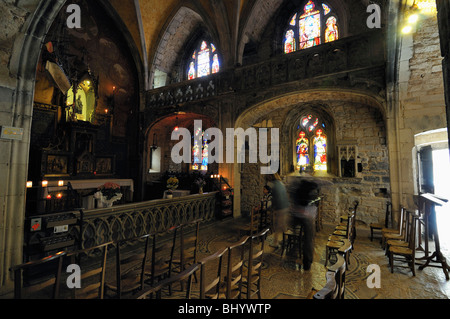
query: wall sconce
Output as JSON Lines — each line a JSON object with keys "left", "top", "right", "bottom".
{"left": 42, "top": 180, "right": 48, "bottom": 187}
{"left": 26, "top": 181, "right": 33, "bottom": 188}
{"left": 401, "top": 0, "right": 436, "bottom": 34}
{"left": 58, "top": 180, "right": 64, "bottom": 187}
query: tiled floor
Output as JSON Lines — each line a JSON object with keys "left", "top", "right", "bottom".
{"left": 193, "top": 217, "right": 450, "bottom": 299}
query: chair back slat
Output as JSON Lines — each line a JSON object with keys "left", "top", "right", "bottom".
{"left": 199, "top": 247, "right": 227, "bottom": 299}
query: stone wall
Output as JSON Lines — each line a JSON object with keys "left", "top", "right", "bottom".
{"left": 396, "top": 15, "right": 446, "bottom": 209}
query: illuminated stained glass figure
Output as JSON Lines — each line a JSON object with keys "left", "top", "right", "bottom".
{"left": 212, "top": 54, "right": 220, "bottom": 74}
{"left": 325, "top": 16, "right": 338, "bottom": 43}
{"left": 192, "top": 128, "right": 208, "bottom": 171}
{"left": 284, "top": 29, "right": 296, "bottom": 54}
{"left": 197, "top": 41, "right": 210, "bottom": 77}
{"left": 313, "top": 129, "right": 327, "bottom": 171}
{"left": 201, "top": 139, "right": 209, "bottom": 170}
{"left": 188, "top": 62, "right": 196, "bottom": 80}
{"left": 187, "top": 41, "right": 220, "bottom": 80}
{"left": 299, "top": 1, "right": 321, "bottom": 50}
{"left": 296, "top": 131, "right": 309, "bottom": 170}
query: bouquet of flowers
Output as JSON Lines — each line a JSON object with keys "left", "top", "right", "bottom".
{"left": 166, "top": 176, "right": 179, "bottom": 194}
{"left": 194, "top": 177, "right": 206, "bottom": 188}
{"left": 94, "top": 182, "right": 122, "bottom": 207}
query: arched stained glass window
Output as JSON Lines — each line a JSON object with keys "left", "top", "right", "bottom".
{"left": 296, "top": 114, "right": 327, "bottom": 172}
{"left": 187, "top": 41, "right": 220, "bottom": 80}
{"left": 284, "top": 1, "right": 339, "bottom": 54}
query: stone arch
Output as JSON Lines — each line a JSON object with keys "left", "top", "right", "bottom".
{"left": 231, "top": 89, "right": 386, "bottom": 216}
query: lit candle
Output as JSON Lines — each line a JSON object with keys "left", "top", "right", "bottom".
{"left": 56, "top": 193, "right": 63, "bottom": 198}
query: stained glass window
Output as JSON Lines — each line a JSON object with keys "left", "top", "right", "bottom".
{"left": 284, "top": 29, "right": 296, "bottom": 54}
{"left": 283, "top": 1, "right": 338, "bottom": 54}
{"left": 187, "top": 40, "right": 220, "bottom": 80}
{"left": 313, "top": 129, "right": 327, "bottom": 171}
{"left": 296, "top": 114, "right": 328, "bottom": 172}
{"left": 192, "top": 127, "right": 208, "bottom": 171}
{"left": 296, "top": 131, "right": 309, "bottom": 170}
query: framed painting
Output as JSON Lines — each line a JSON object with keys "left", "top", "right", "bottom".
{"left": 95, "top": 156, "right": 115, "bottom": 175}
{"left": 43, "top": 152, "right": 71, "bottom": 177}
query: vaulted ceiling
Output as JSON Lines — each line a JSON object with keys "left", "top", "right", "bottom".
{"left": 106, "top": 0, "right": 383, "bottom": 89}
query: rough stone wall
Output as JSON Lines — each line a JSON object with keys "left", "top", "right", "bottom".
{"left": 396, "top": 15, "right": 446, "bottom": 209}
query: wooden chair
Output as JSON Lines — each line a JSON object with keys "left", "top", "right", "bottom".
{"left": 259, "top": 199, "right": 272, "bottom": 232}
{"left": 239, "top": 206, "right": 261, "bottom": 237}
{"left": 171, "top": 219, "right": 201, "bottom": 289}
{"left": 199, "top": 247, "right": 227, "bottom": 299}
{"left": 244, "top": 228, "right": 270, "bottom": 299}
{"left": 105, "top": 234, "right": 151, "bottom": 299}
{"left": 388, "top": 211, "right": 418, "bottom": 276}
{"left": 381, "top": 206, "right": 407, "bottom": 248}
{"left": 136, "top": 263, "right": 200, "bottom": 299}
{"left": 145, "top": 227, "right": 178, "bottom": 290}
{"left": 222, "top": 236, "right": 249, "bottom": 299}
{"left": 339, "top": 201, "right": 359, "bottom": 225}
{"left": 281, "top": 222, "right": 302, "bottom": 258}
{"left": 325, "top": 214, "right": 354, "bottom": 267}
{"left": 58, "top": 241, "right": 112, "bottom": 299}
{"left": 370, "top": 202, "right": 391, "bottom": 241}
{"left": 9, "top": 251, "right": 66, "bottom": 299}
{"left": 307, "top": 253, "right": 346, "bottom": 299}
{"left": 382, "top": 207, "right": 408, "bottom": 249}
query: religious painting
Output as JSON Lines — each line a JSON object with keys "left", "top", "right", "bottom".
{"left": 45, "top": 154, "right": 69, "bottom": 176}
{"left": 95, "top": 156, "right": 114, "bottom": 175}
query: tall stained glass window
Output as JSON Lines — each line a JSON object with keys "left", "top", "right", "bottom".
{"left": 284, "top": 1, "right": 339, "bottom": 54}
{"left": 296, "top": 114, "right": 327, "bottom": 172}
{"left": 187, "top": 41, "right": 220, "bottom": 80}
{"left": 192, "top": 126, "right": 209, "bottom": 171}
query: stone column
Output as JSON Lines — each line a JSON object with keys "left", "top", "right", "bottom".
{"left": 436, "top": 1, "right": 450, "bottom": 150}
{"left": 0, "top": 0, "right": 65, "bottom": 297}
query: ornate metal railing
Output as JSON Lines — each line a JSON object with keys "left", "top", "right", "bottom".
{"left": 146, "top": 29, "right": 385, "bottom": 111}
{"left": 76, "top": 192, "right": 218, "bottom": 249}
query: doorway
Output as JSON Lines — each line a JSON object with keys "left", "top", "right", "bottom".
{"left": 432, "top": 148, "right": 450, "bottom": 251}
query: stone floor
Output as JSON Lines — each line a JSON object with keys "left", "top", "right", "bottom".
{"left": 191, "top": 217, "right": 450, "bottom": 299}
{"left": 11, "top": 216, "right": 450, "bottom": 300}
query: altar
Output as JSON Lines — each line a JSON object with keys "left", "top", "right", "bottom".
{"left": 163, "top": 189, "right": 191, "bottom": 199}
{"left": 44, "top": 178, "right": 134, "bottom": 209}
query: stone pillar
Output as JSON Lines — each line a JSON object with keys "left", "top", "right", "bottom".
{"left": 0, "top": 0, "right": 65, "bottom": 297}
{"left": 436, "top": 1, "right": 450, "bottom": 150}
